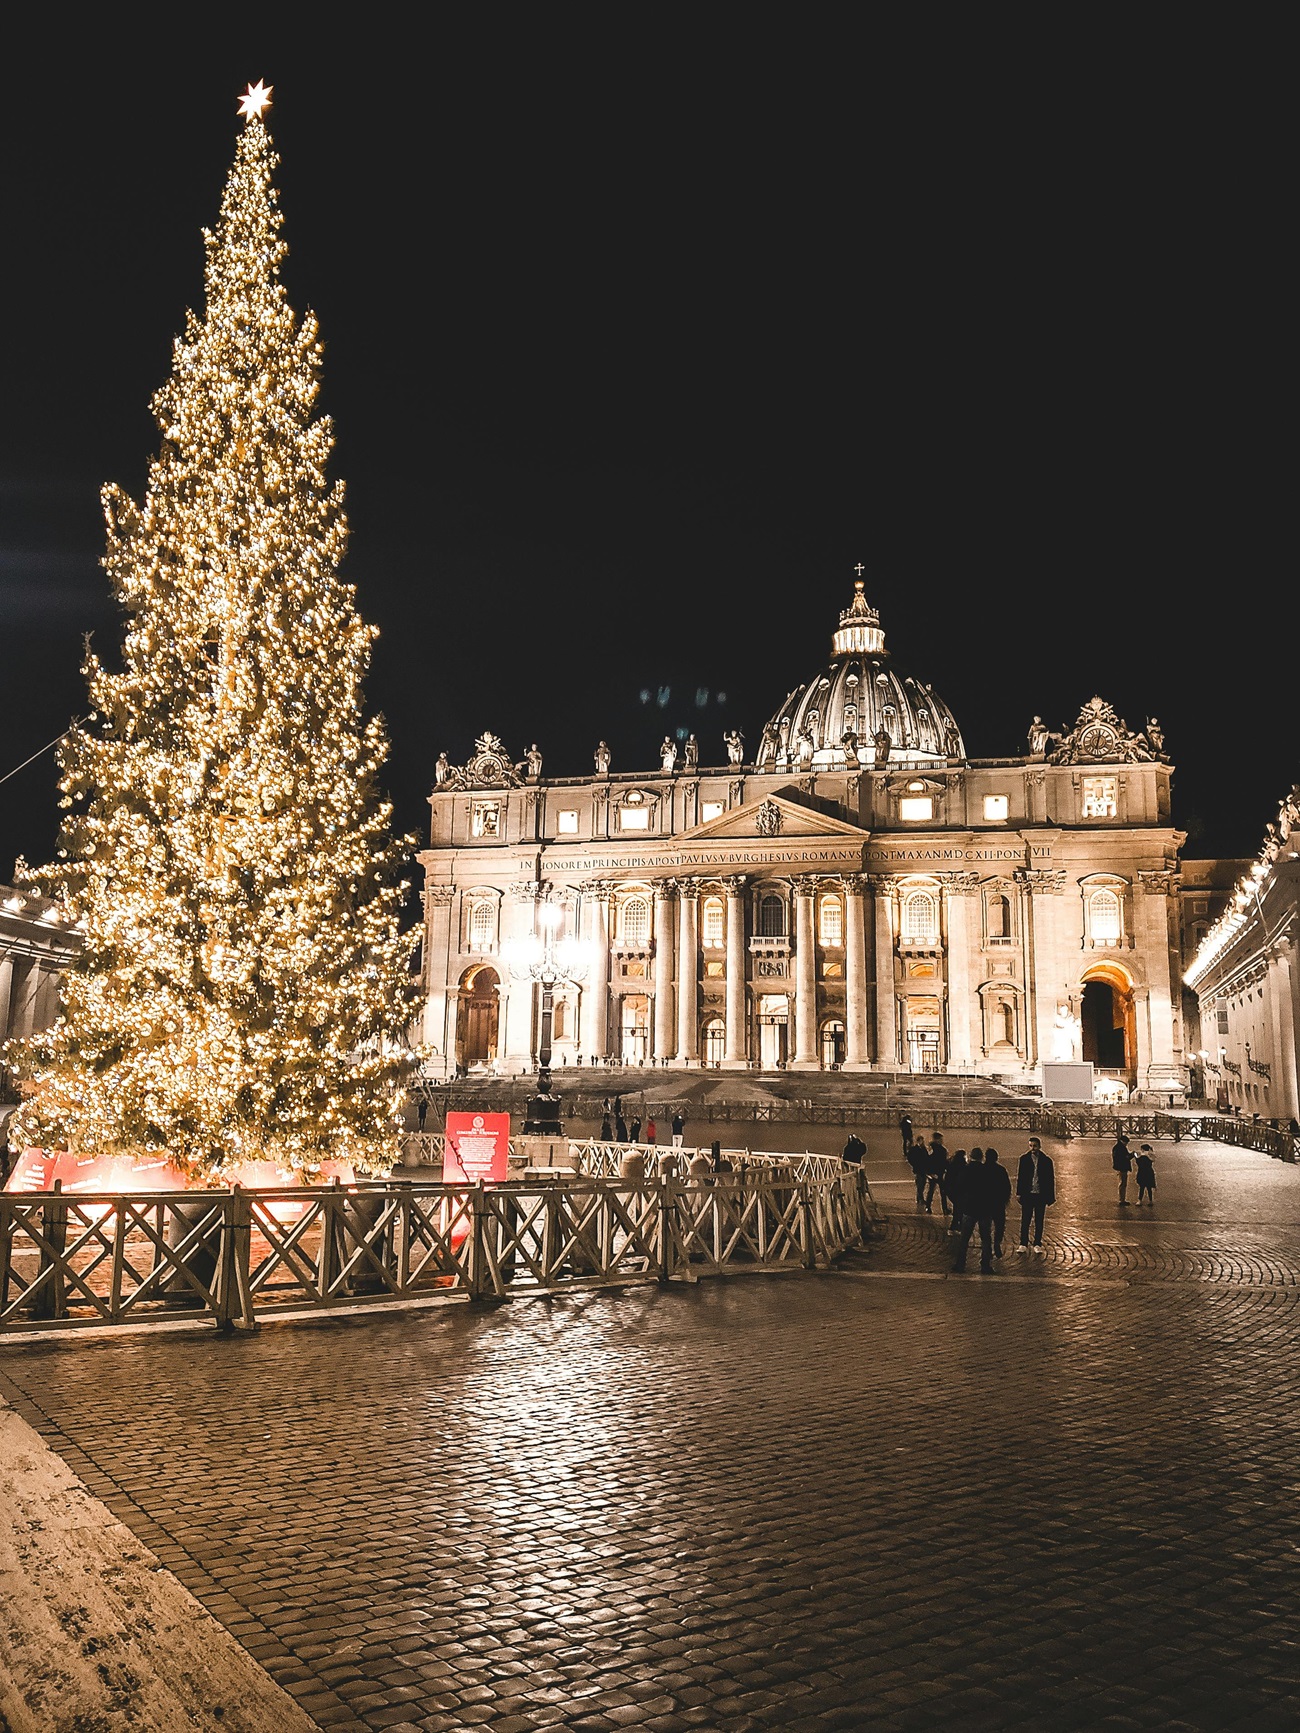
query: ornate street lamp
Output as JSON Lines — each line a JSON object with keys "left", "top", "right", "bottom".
{"left": 505, "top": 899, "right": 589, "bottom": 1137}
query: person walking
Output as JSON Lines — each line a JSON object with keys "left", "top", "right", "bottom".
{"left": 984, "top": 1146, "right": 1012, "bottom": 1257}
{"left": 907, "top": 1138, "right": 930, "bottom": 1209}
{"left": 629, "top": 1116, "right": 642, "bottom": 1145}
{"left": 1135, "top": 1144, "right": 1156, "bottom": 1205}
{"left": 924, "top": 1134, "right": 950, "bottom": 1217}
{"left": 645, "top": 1116, "right": 657, "bottom": 1146}
{"left": 899, "top": 1113, "right": 914, "bottom": 1159}
{"left": 599, "top": 1111, "right": 613, "bottom": 1142}
{"left": 945, "top": 1149, "right": 970, "bottom": 1239}
{"left": 1015, "top": 1136, "right": 1056, "bottom": 1253}
{"left": 416, "top": 1097, "right": 428, "bottom": 1133}
{"left": 614, "top": 1107, "right": 628, "bottom": 1143}
{"left": 671, "top": 1112, "right": 686, "bottom": 1148}
{"left": 1112, "top": 1133, "right": 1134, "bottom": 1205}
{"left": 842, "top": 1132, "right": 867, "bottom": 1165}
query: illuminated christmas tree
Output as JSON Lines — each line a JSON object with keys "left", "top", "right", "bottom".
{"left": 9, "top": 85, "right": 419, "bottom": 1177}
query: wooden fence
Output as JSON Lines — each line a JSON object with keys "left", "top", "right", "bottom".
{"left": 0, "top": 1153, "right": 878, "bottom": 1336}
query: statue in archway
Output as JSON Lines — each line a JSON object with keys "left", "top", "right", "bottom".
{"left": 1050, "top": 1003, "right": 1081, "bottom": 1062}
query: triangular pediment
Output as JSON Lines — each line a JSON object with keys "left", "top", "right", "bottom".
{"left": 680, "top": 792, "right": 871, "bottom": 843}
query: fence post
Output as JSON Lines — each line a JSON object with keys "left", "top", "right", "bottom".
{"left": 657, "top": 1178, "right": 675, "bottom": 1285}
{"left": 467, "top": 1180, "right": 491, "bottom": 1301}
{"left": 214, "top": 1184, "right": 256, "bottom": 1334}
{"left": 798, "top": 1181, "right": 817, "bottom": 1271}
{"left": 319, "top": 1178, "right": 343, "bottom": 1299}
{"left": 30, "top": 1179, "right": 68, "bottom": 1321}
{"left": 0, "top": 1196, "right": 11, "bottom": 1315}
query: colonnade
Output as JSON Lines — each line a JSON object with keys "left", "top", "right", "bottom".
{"left": 568, "top": 874, "right": 878, "bottom": 1070}
{"left": 425, "top": 867, "right": 1187, "bottom": 1089}
{"left": 0, "top": 952, "right": 63, "bottom": 1050}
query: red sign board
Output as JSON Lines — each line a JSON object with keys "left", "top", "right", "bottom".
{"left": 443, "top": 1112, "right": 511, "bottom": 1185}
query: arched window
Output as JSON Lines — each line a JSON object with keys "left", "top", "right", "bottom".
{"left": 903, "top": 891, "right": 937, "bottom": 941}
{"left": 999, "top": 1001, "right": 1016, "bottom": 1045}
{"left": 987, "top": 893, "right": 1011, "bottom": 941}
{"left": 552, "top": 999, "right": 569, "bottom": 1041}
{"left": 702, "top": 895, "right": 725, "bottom": 948}
{"left": 1089, "top": 888, "right": 1122, "bottom": 943}
{"left": 469, "top": 898, "right": 496, "bottom": 952}
{"left": 819, "top": 894, "right": 843, "bottom": 946}
{"left": 758, "top": 893, "right": 786, "bottom": 938}
{"left": 621, "top": 896, "right": 651, "bottom": 946}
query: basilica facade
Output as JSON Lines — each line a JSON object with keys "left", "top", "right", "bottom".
{"left": 418, "top": 583, "right": 1195, "bottom": 1097}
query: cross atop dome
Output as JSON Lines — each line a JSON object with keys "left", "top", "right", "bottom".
{"left": 833, "top": 578, "right": 885, "bottom": 657}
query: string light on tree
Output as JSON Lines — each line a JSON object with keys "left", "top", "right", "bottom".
{"left": 8, "top": 87, "right": 419, "bottom": 1179}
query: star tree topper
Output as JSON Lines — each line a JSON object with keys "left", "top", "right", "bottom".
{"left": 238, "top": 80, "right": 273, "bottom": 120}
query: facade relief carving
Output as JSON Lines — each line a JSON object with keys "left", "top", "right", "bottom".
{"left": 1015, "top": 868, "right": 1067, "bottom": 894}
{"left": 938, "top": 871, "right": 980, "bottom": 895}
{"left": 438, "top": 731, "right": 526, "bottom": 790}
{"left": 755, "top": 799, "right": 783, "bottom": 838}
{"left": 1138, "top": 870, "right": 1180, "bottom": 895}
{"left": 1048, "top": 697, "right": 1157, "bottom": 766}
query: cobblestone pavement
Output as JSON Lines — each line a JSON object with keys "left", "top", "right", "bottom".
{"left": 4, "top": 1132, "right": 1300, "bottom": 1732}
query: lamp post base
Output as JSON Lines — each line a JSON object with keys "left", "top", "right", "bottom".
{"left": 522, "top": 1092, "right": 564, "bottom": 1137}
{"left": 522, "top": 1064, "right": 564, "bottom": 1137}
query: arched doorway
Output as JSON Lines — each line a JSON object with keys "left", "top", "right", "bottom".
{"left": 821, "top": 1020, "right": 845, "bottom": 1069}
{"left": 620, "top": 995, "right": 650, "bottom": 1063}
{"left": 456, "top": 965, "right": 500, "bottom": 1071}
{"left": 1080, "top": 964, "right": 1137, "bottom": 1079}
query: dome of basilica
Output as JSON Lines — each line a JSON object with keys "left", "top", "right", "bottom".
{"left": 755, "top": 581, "right": 965, "bottom": 772}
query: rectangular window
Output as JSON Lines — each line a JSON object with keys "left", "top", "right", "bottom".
{"left": 471, "top": 801, "right": 500, "bottom": 838}
{"left": 618, "top": 806, "right": 649, "bottom": 831}
{"left": 1082, "top": 777, "right": 1118, "bottom": 819}
{"left": 818, "top": 896, "right": 843, "bottom": 946}
{"left": 700, "top": 800, "right": 725, "bottom": 822}
{"left": 557, "top": 809, "right": 579, "bottom": 834}
{"left": 983, "top": 794, "right": 1009, "bottom": 821}
{"left": 899, "top": 796, "right": 933, "bottom": 822}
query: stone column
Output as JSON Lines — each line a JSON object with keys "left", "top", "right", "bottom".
{"left": 941, "top": 873, "right": 978, "bottom": 1071}
{"left": 676, "top": 881, "right": 699, "bottom": 1063}
{"left": 502, "top": 884, "right": 541, "bottom": 1072}
{"left": 1137, "top": 870, "right": 1181, "bottom": 1090}
{"left": 581, "top": 880, "right": 613, "bottom": 1062}
{"left": 871, "top": 878, "right": 898, "bottom": 1068}
{"left": 420, "top": 886, "right": 456, "bottom": 1067}
{"left": 1017, "top": 868, "right": 1067, "bottom": 1070}
{"left": 9, "top": 959, "right": 38, "bottom": 1038}
{"left": 0, "top": 953, "right": 14, "bottom": 1046}
{"left": 722, "top": 876, "right": 749, "bottom": 1068}
{"left": 791, "top": 878, "right": 819, "bottom": 1069}
{"left": 33, "top": 966, "right": 61, "bottom": 1032}
{"left": 653, "top": 881, "right": 677, "bottom": 1061}
{"left": 843, "top": 875, "right": 870, "bottom": 1070}
{"left": 1273, "top": 943, "right": 1300, "bottom": 1123}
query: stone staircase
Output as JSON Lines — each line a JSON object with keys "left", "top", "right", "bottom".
{"left": 420, "top": 1067, "right": 1029, "bottom": 1120}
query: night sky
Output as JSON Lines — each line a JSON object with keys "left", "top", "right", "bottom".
{"left": 1, "top": 24, "right": 1289, "bottom": 888}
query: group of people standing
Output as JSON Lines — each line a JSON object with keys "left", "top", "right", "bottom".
{"left": 900, "top": 1115, "right": 1057, "bottom": 1273}
{"left": 1110, "top": 1133, "right": 1157, "bottom": 1205}
{"left": 599, "top": 1098, "right": 686, "bottom": 1150}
